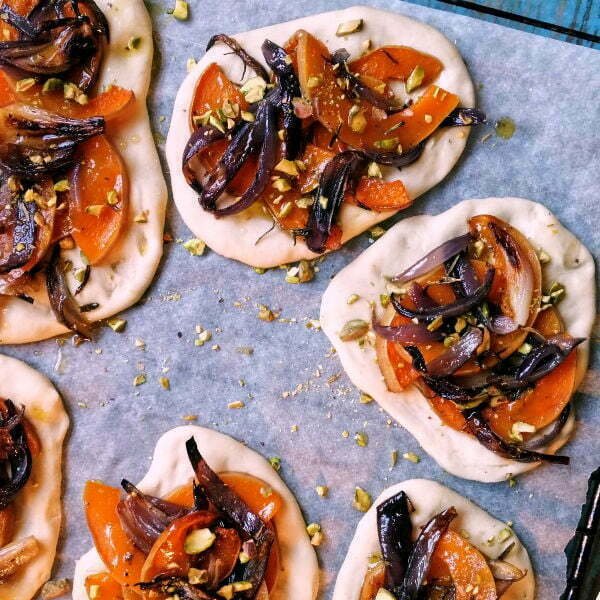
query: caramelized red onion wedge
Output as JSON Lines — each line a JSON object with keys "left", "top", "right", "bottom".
{"left": 116, "top": 479, "right": 189, "bottom": 554}
{"left": 46, "top": 247, "right": 93, "bottom": 339}
{"left": 0, "top": 535, "right": 39, "bottom": 581}
{"left": 425, "top": 327, "right": 483, "bottom": 377}
{"left": 0, "top": 193, "right": 36, "bottom": 274}
{"left": 399, "top": 507, "right": 457, "bottom": 599}
{"left": 186, "top": 437, "right": 274, "bottom": 599}
{"left": 0, "top": 400, "right": 32, "bottom": 510}
{"left": 490, "top": 546, "right": 527, "bottom": 597}
{"left": 182, "top": 125, "right": 226, "bottom": 195}
{"left": 137, "top": 575, "right": 214, "bottom": 600}
{"left": 376, "top": 491, "right": 412, "bottom": 594}
{"left": 469, "top": 215, "right": 541, "bottom": 328}
{"left": 390, "top": 233, "right": 472, "bottom": 284}
{"left": 261, "top": 39, "right": 302, "bottom": 160}
{"left": 441, "top": 107, "right": 487, "bottom": 127}
{"left": 0, "top": 0, "right": 108, "bottom": 92}
{"left": 524, "top": 405, "right": 571, "bottom": 450}
{"left": 196, "top": 527, "right": 242, "bottom": 588}
{"left": 330, "top": 49, "right": 404, "bottom": 113}
{"left": 206, "top": 33, "right": 269, "bottom": 82}
{"left": 362, "top": 140, "right": 425, "bottom": 168}
{"left": 305, "top": 150, "right": 366, "bottom": 253}
{"left": 464, "top": 408, "right": 570, "bottom": 464}
{"left": 210, "top": 99, "right": 279, "bottom": 217}
{"left": 392, "top": 268, "right": 494, "bottom": 321}
{"left": 372, "top": 313, "right": 441, "bottom": 344}
{"left": 0, "top": 103, "right": 104, "bottom": 178}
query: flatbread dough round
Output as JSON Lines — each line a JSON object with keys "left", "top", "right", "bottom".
{"left": 166, "top": 5, "right": 475, "bottom": 268}
{"left": 73, "top": 425, "right": 319, "bottom": 600}
{"left": 0, "top": 0, "right": 167, "bottom": 344}
{"left": 333, "top": 479, "right": 534, "bottom": 599}
{"left": 0, "top": 354, "right": 69, "bottom": 600}
{"left": 320, "top": 198, "right": 595, "bottom": 482}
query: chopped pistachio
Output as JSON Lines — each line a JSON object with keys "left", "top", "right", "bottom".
{"left": 258, "top": 305, "right": 276, "bottom": 322}
{"left": 336, "top": 19, "right": 363, "bottom": 36}
{"left": 186, "top": 57, "right": 197, "bottom": 72}
{"left": 188, "top": 568, "right": 209, "bottom": 585}
{"left": 367, "top": 161, "right": 383, "bottom": 178}
{"left": 159, "top": 376, "right": 170, "bottom": 390}
{"left": 126, "top": 36, "right": 141, "bottom": 51}
{"left": 538, "top": 249, "right": 551, "bottom": 264}
{"left": 134, "top": 210, "right": 148, "bottom": 223}
{"left": 318, "top": 195, "right": 328, "bottom": 209}
{"left": 238, "top": 551, "right": 251, "bottom": 564}
{"left": 497, "top": 527, "right": 512, "bottom": 543}
{"left": 272, "top": 177, "right": 292, "bottom": 192}
{"left": 472, "top": 239, "right": 485, "bottom": 257}
{"left": 306, "top": 522, "right": 321, "bottom": 537}
{"left": 106, "top": 189, "right": 119, "bottom": 206}
{"left": 297, "top": 259, "right": 315, "bottom": 283}
{"left": 359, "top": 392, "right": 373, "bottom": 404}
{"left": 171, "top": 0, "right": 189, "bottom": 20}
{"left": 510, "top": 421, "right": 535, "bottom": 443}
{"left": 183, "top": 238, "right": 206, "bottom": 256}
{"left": 374, "top": 137, "right": 398, "bottom": 151}
{"left": 375, "top": 589, "right": 397, "bottom": 600}
{"left": 310, "top": 529, "right": 324, "bottom": 546}
{"left": 444, "top": 333, "right": 459, "bottom": 347}
{"left": 424, "top": 113, "right": 433, "bottom": 124}
{"left": 403, "top": 451, "right": 420, "bottom": 464}
{"left": 347, "top": 293, "right": 360, "bottom": 305}
{"left": 85, "top": 204, "right": 103, "bottom": 217}
{"left": 269, "top": 456, "right": 281, "bottom": 471}
{"left": 16, "top": 78, "right": 36, "bottom": 92}
{"left": 51, "top": 179, "right": 69, "bottom": 193}
{"left": 390, "top": 450, "right": 398, "bottom": 467}
{"left": 278, "top": 201, "right": 293, "bottom": 219}
{"left": 133, "top": 374, "right": 146, "bottom": 386}
{"left": 184, "top": 528, "right": 216, "bottom": 554}
{"left": 306, "top": 75, "right": 323, "bottom": 89}
{"left": 240, "top": 76, "right": 267, "bottom": 103}
{"left": 316, "top": 485, "right": 329, "bottom": 497}
{"left": 379, "top": 294, "right": 391, "bottom": 308}
{"left": 369, "top": 226, "right": 386, "bottom": 239}
{"left": 40, "top": 578, "right": 71, "bottom": 599}
{"left": 349, "top": 108, "right": 367, "bottom": 133}
{"left": 239, "top": 110, "right": 255, "bottom": 123}
{"left": 353, "top": 487, "right": 372, "bottom": 512}
{"left": 517, "top": 342, "right": 532, "bottom": 355}
{"left": 195, "top": 329, "right": 212, "bottom": 346}
{"left": 107, "top": 317, "right": 127, "bottom": 332}
{"left": 72, "top": 267, "right": 87, "bottom": 283}
{"left": 275, "top": 158, "right": 299, "bottom": 177}
{"left": 339, "top": 319, "right": 369, "bottom": 341}
{"left": 426, "top": 316, "right": 443, "bottom": 332}
{"left": 228, "top": 400, "right": 245, "bottom": 409}
{"left": 405, "top": 65, "right": 425, "bottom": 93}
{"left": 208, "top": 113, "right": 226, "bottom": 133}
{"left": 354, "top": 431, "right": 368, "bottom": 447}
{"left": 342, "top": 430, "right": 350, "bottom": 438}
{"left": 42, "top": 78, "right": 63, "bottom": 93}
{"left": 454, "top": 317, "right": 467, "bottom": 333}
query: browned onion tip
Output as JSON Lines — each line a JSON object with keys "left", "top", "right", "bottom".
{"left": 206, "top": 33, "right": 269, "bottom": 82}
{"left": 425, "top": 326, "right": 483, "bottom": 377}
{"left": 0, "top": 535, "right": 39, "bottom": 580}
{"left": 390, "top": 233, "right": 472, "bottom": 284}
{"left": 46, "top": 248, "right": 93, "bottom": 339}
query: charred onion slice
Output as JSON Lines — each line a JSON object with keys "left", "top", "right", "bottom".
{"left": 186, "top": 437, "right": 274, "bottom": 599}
{"left": 0, "top": 103, "right": 104, "bottom": 178}
{"left": 376, "top": 491, "right": 412, "bottom": 594}
{"left": 330, "top": 48, "right": 404, "bottom": 113}
{"left": 116, "top": 480, "right": 189, "bottom": 554}
{"left": 0, "top": 0, "right": 108, "bottom": 92}
{"left": 524, "top": 404, "right": 571, "bottom": 450}
{"left": 210, "top": 98, "right": 279, "bottom": 217}
{"left": 372, "top": 312, "right": 441, "bottom": 344}
{"left": 206, "top": 33, "right": 269, "bottom": 82}
{"left": 441, "top": 107, "right": 487, "bottom": 127}
{"left": 391, "top": 233, "right": 472, "bottom": 284}
{"left": 0, "top": 400, "right": 32, "bottom": 510}
{"left": 0, "top": 183, "right": 36, "bottom": 273}
{"left": 46, "top": 247, "right": 93, "bottom": 339}
{"left": 425, "top": 327, "right": 483, "bottom": 377}
{"left": 400, "top": 506, "right": 457, "bottom": 598}
{"left": 261, "top": 39, "right": 302, "bottom": 160}
{"left": 305, "top": 150, "right": 366, "bottom": 253}
{"left": 361, "top": 140, "right": 426, "bottom": 168}
{"left": 182, "top": 124, "right": 226, "bottom": 195}
{"left": 391, "top": 268, "right": 494, "bottom": 321}
{"left": 464, "top": 408, "right": 570, "bottom": 464}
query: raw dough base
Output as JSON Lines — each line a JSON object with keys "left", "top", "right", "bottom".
{"left": 333, "top": 479, "right": 534, "bottom": 599}
{"left": 166, "top": 5, "right": 475, "bottom": 268}
{"left": 320, "top": 198, "right": 595, "bottom": 482}
{"left": 0, "top": 354, "right": 69, "bottom": 600}
{"left": 0, "top": 0, "right": 167, "bottom": 344}
{"left": 73, "top": 425, "right": 319, "bottom": 600}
